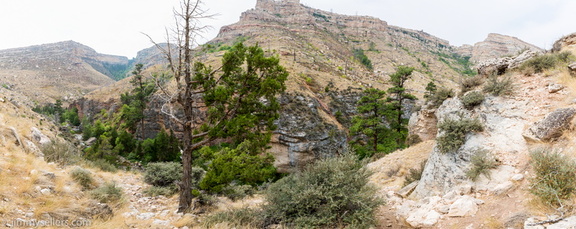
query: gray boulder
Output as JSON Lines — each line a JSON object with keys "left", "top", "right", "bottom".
{"left": 524, "top": 108, "right": 576, "bottom": 142}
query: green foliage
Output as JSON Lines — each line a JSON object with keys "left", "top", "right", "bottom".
{"left": 427, "top": 88, "right": 454, "bottom": 108}
{"left": 199, "top": 141, "right": 277, "bottom": 194}
{"left": 460, "top": 91, "right": 485, "bottom": 109}
{"left": 41, "top": 139, "right": 81, "bottom": 165}
{"left": 483, "top": 76, "right": 514, "bottom": 96}
{"left": 436, "top": 117, "right": 483, "bottom": 154}
{"left": 193, "top": 43, "right": 288, "bottom": 151}
{"left": 460, "top": 75, "right": 484, "bottom": 94}
{"left": 62, "top": 108, "right": 81, "bottom": 126}
{"left": 520, "top": 51, "right": 574, "bottom": 74}
{"left": 32, "top": 100, "right": 80, "bottom": 125}
{"left": 70, "top": 167, "right": 94, "bottom": 190}
{"left": 404, "top": 160, "right": 427, "bottom": 186}
{"left": 144, "top": 162, "right": 184, "bottom": 187}
{"left": 424, "top": 81, "right": 437, "bottom": 99}
{"left": 466, "top": 149, "right": 498, "bottom": 181}
{"left": 90, "top": 182, "right": 123, "bottom": 203}
{"left": 133, "top": 130, "right": 181, "bottom": 163}
{"left": 353, "top": 48, "right": 373, "bottom": 70}
{"left": 350, "top": 66, "right": 415, "bottom": 158}
{"left": 263, "top": 153, "right": 383, "bottom": 228}
{"left": 350, "top": 88, "right": 394, "bottom": 159}
{"left": 434, "top": 52, "right": 476, "bottom": 76}
{"left": 312, "top": 12, "right": 329, "bottom": 21}
{"left": 530, "top": 149, "right": 576, "bottom": 206}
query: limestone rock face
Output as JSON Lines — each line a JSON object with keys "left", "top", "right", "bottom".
{"left": 524, "top": 107, "right": 576, "bottom": 142}
{"left": 412, "top": 96, "right": 530, "bottom": 198}
{"left": 468, "top": 33, "right": 543, "bottom": 64}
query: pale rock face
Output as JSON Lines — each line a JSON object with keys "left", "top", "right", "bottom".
{"left": 412, "top": 96, "right": 530, "bottom": 198}
{"left": 447, "top": 195, "right": 480, "bottom": 217}
{"left": 469, "top": 33, "right": 544, "bottom": 64}
{"left": 406, "top": 209, "right": 442, "bottom": 227}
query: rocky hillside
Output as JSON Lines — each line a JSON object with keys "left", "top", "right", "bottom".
{"left": 368, "top": 35, "right": 576, "bottom": 228}
{"left": 75, "top": 0, "right": 546, "bottom": 172}
{"left": 0, "top": 41, "right": 129, "bottom": 103}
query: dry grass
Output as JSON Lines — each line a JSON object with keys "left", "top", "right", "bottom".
{"left": 367, "top": 140, "right": 434, "bottom": 190}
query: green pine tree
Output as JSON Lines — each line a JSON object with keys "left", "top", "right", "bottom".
{"left": 386, "top": 66, "right": 416, "bottom": 148}
{"left": 350, "top": 88, "right": 394, "bottom": 158}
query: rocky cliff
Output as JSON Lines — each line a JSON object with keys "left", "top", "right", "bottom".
{"left": 458, "top": 33, "right": 544, "bottom": 63}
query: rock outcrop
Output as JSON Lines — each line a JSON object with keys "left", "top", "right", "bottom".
{"left": 412, "top": 94, "right": 530, "bottom": 198}
{"left": 459, "top": 33, "right": 544, "bottom": 64}
{"left": 524, "top": 107, "right": 576, "bottom": 142}
{"left": 272, "top": 93, "right": 347, "bottom": 172}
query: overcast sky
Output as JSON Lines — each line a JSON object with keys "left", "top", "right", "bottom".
{"left": 0, "top": 0, "right": 574, "bottom": 58}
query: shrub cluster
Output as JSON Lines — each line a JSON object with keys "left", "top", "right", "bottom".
{"left": 460, "top": 91, "right": 485, "bottom": 109}
{"left": 198, "top": 142, "right": 277, "bottom": 196}
{"left": 428, "top": 88, "right": 455, "bottom": 108}
{"left": 483, "top": 76, "right": 514, "bottom": 96}
{"left": 143, "top": 162, "right": 198, "bottom": 197}
{"left": 90, "top": 182, "right": 123, "bottom": 203}
{"left": 41, "top": 140, "right": 81, "bottom": 165}
{"left": 262, "top": 153, "right": 382, "bottom": 228}
{"left": 520, "top": 51, "right": 574, "bottom": 74}
{"left": 460, "top": 75, "right": 484, "bottom": 94}
{"left": 436, "top": 117, "right": 483, "bottom": 153}
{"left": 204, "top": 153, "right": 383, "bottom": 229}
{"left": 466, "top": 149, "right": 498, "bottom": 181}
{"left": 70, "top": 167, "right": 94, "bottom": 190}
{"left": 530, "top": 149, "right": 576, "bottom": 206}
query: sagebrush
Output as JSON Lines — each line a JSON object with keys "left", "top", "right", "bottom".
{"left": 461, "top": 91, "right": 485, "bottom": 109}
{"left": 437, "top": 117, "right": 483, "bottom": 153}
{"left": 466, "top": 149, "right": 498, "bottom": 181}
{"left": 428, "top": 88, "right": 455, "bottom": 108}
{"left": 70, "top": 167, "right": 94, "bottom": 190}
{"left": 263, "top": 153, "right": 383, "bottom": 228}
{"left": 483, "top": 76, "right": 514, "bottom": 96}
{"left": 203, "top": 153, "right": 383, "bottom": 228}
{"left": 90, "top": 182, "right": 123, "bottom": 203}
{"left": 530, "top": 149, "right": 576, "bottom": 206}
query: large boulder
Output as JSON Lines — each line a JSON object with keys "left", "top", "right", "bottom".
{"left": 524, "top": 107, "right": 576, "bottom": 142}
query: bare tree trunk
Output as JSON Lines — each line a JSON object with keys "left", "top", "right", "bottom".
{"left": 178, "top": 122, "right": 194, "bottom": 212}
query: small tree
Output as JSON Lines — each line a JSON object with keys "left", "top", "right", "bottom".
{"left": 386, "top": 66, "right": 416, "bottom": 147}
{"left": 148, "top": 0, "right": 288, "bottom": 212}
{"left": 350, "top": 88, "right": 394, "bottom": 158}
{"left": 424, "top": 81, "right": 437, "bottom": 100}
